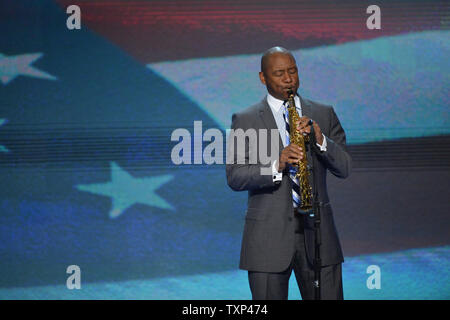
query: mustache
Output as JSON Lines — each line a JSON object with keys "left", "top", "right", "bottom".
{"left": 282, "top": 87, "right": 297, "bottom": 93}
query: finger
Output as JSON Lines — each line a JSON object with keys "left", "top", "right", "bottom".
{"left": 288, "top": 151, "right": 303, "bottom": 161}
{"left": 297, "top": 121, "right": 311, "bottom": 131}
{"left": 301, "top": 118, "right": 312, "bottom": 126}
{"left": 303, "top": 119, "right": 313, "bottom": 128}
{"left": 288, "top": 156, "right": 303, "bottom": 163}
{"left": 289, "top": 144, "right": 302, "bottom": 152}
{"left": 288, "top": 148, "right": 303, "bottom": 158}
{"left": 287, "top": 156, "right": 300, "bottom": 164}
{"left": 287, "top": 151, "right": 301, "bottom": 159}
{"left": 299, "top": 116, "right": 309, "bottom": 123}
{"left": 298, "top": 129, "right": 309, "bottom": 137}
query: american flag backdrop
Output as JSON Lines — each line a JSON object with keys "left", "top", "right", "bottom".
{"left": 0, "top": 0, "right": 449, "bottom": 299}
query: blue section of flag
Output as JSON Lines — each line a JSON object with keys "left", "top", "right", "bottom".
{"left": 0, "top": 0, "right": 246, "bottom": 288}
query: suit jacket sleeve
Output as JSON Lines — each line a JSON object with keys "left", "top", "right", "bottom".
{"left": 316, "top": 107, "right": 352, "bottom": 179}
{"left": 226, "top": 112, "right": 275, "bottom": 191}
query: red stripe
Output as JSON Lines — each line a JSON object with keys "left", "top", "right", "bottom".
{"left": 56, "top": 0, "right": 449, "bottom": 62}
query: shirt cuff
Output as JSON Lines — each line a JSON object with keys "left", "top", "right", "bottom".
{"left": 316, "top": 134, "right": 327, "bottom": 152}
{"left": 272, "top": 160, "right": 283, "bottom": 182}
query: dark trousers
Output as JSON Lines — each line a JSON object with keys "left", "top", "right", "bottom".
{"left": 248, "top": 217, "right": 343, "bottom": 300}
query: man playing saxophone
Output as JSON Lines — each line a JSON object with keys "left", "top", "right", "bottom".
{"left": 226, "top": 46, "right": 352, "bottom": 300}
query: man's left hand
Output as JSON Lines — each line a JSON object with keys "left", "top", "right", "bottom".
{"left": 295, "top": 116, "right": 323, "bottom": 145}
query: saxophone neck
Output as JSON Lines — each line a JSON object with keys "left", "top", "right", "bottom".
{"left": 286, "top": 90, "right": 296, "bottom": 108}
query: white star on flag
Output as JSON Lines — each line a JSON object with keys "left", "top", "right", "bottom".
{"left": 76, "top": 162, "right": 175, "bottom": 219}
{"left": 0, "top": 52, "right": 57, "bottom": 85}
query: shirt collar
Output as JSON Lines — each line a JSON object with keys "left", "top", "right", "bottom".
{"left": 266, "top": 93, "right": 301, "bottom": 113}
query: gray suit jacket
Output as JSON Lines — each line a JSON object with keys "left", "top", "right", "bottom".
{"left": 226, "top": 95, "right": 352, "bottom": 272}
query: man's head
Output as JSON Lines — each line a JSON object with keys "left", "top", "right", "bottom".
{"left": 259, "top": 47, "right": 299, "bottom": 101}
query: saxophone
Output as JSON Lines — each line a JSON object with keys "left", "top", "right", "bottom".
{"left": 286, "top": 90, "right": 313, "bottom": 212}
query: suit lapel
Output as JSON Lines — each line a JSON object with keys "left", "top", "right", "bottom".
{"left": 258, "top": 98, "right": 284, "bottom": 156}
{"left": 299, "top": 94, "right": 313, "bottom": 119}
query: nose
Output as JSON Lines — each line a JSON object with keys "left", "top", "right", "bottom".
{"left": 283, "top": 72, "right": 293, "bottom": 83}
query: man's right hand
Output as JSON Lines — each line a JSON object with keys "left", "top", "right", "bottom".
{"left": 278, "top": 144, "right": 303, "bottom": 172}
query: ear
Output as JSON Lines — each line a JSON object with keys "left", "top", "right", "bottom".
{"left": 259, "top": 71, "right": 266, "bottom": 85}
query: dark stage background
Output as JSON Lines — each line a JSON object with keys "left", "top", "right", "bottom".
{"left": 0, "top": 0, "right": 449, "bottom": 299}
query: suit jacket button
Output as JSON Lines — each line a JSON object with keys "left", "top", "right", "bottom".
{"left": 288, "top": 217, "right": 293, "bottom": 221}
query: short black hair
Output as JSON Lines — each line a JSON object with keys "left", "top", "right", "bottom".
{"left": 261, "top": 46, "right": 295, "bottom": 74}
